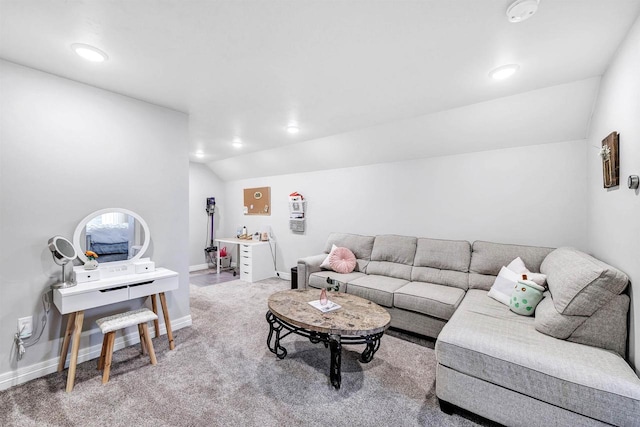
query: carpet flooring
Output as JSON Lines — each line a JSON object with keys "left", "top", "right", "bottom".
{"left": 0, "top": 278, "right": 496, "bottom": 427}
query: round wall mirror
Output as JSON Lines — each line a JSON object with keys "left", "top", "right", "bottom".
{"left": 73, "top": 208, "right": 150, "bottom": 264}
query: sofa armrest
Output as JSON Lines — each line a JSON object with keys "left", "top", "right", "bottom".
{"left": 297, "top": 254, "right": 327, "bottom": 289}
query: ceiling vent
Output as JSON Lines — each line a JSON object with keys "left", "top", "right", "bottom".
{"left": 506, "top": 0, "right": 539, "bottom": 23}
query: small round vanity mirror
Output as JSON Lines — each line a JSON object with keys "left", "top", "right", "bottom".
{"left": 73, "top": 208, "right": 150, "bottom": 264}
{"left": 48, "top": 235, "right": 77, "bottom": 262}
{"left": 48, "top": 235, "right": 78, "bottom": 289}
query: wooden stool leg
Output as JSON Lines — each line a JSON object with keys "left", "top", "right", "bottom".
{"left": 141, "top": 323, "right": 157, "bottom": 365}
{"left": 159, "top": 292, "right": 175, "bottom": 350}
{"left": 150, "top": 295, "right": 160, "bottom": 338}
{"left": 102, "top": 332, "right": 116, "bottom": 384}
{"left": 98, "top": 335, "right": 108, "bottom": 370}
{"left": 138, "top": 324, "right": 147, "bottom": 355}
{"left": 58, "top": 312, "right": 76, "bottom": 372}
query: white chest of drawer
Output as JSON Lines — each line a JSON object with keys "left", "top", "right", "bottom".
{"left": 238, "top": 242, "right": 274, "bottom": 283}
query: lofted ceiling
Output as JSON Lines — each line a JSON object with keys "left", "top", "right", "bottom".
{"left": 1, "top": 1, "right": 639, "bottom": 180}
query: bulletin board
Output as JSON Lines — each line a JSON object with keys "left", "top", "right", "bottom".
{"left": 243, "top": 187, "right": 271, "bottom": 215}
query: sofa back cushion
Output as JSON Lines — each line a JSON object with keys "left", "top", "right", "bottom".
{"left": 469, "top": 241, "right": 554, "bottom": 290}
{"left": 324, "top": 232, "right": 375, "bottom": 272}
{"left": 540, "top": 247, "right": 629, "bottom": 316}
{"left": 411, "top": 238, "right": 471, "bottom": 290}
{"left": 366, "top": 235, "right": 417, "bottom": 280}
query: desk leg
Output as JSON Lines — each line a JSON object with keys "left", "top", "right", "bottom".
{"left": 236, "top": 244, "right": 240, "bottom": 277}
{"left": 150, "top": 294, "right": 160, "bottom": 338}
{"left": 66, "top": 310, "right": 84, "bottom": 392}
{"left": 216, "top": 243, "right": 221, "bottom": 275}
{"left": 158, "top": 292, "right": 175, "bottom": 350}
{"left": 58, "top": 312, "right": 76, "bottom": 372}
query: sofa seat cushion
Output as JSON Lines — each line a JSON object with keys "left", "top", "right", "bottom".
{"left": 436, "top": 290, "right": 640, "bottom": 426}
{"left": 347, "top": 274, "right": 408, "bottom": 307}
{"left": 394, "top": 282, "right": 465, "bottom": 321}
{"left": 308, "top": 271, "right": 365, "bottom": 291}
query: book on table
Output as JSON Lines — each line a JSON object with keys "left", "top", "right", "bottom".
{"left": 308, "top": 300, "right": 342, "bottom": 313}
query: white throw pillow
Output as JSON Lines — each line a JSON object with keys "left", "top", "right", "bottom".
{"left": 320, "top": 244, "right": 338, "bottom": 270}
{"left": 488, "top": 257, "right": 547, "bottom": 306}
{"left": 506, "top": 257, "right": 547, "bottom": 287}
{"left": 506, "top": 257, "right": 527, "bottom": 274}
{"left": 488, "top": 266, "right": 520, "bottom": 305}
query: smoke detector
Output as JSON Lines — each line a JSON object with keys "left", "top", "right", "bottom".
{"left": 506, "top": 0, "right": 539, "bottom": 23}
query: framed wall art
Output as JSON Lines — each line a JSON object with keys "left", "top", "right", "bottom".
{"left": 600, "top": 132, "right": 619, "bottom": 188}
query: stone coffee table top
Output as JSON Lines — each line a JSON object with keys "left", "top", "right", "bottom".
{"left": 267, "top": 289, "right": 391, "bottom": 336}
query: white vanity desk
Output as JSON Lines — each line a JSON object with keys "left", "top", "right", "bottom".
{"left": 52, "top": 207, "right": 178, "bottom": 392}
{"left": 54, "top": 268, "right": 178, "bottom": 392}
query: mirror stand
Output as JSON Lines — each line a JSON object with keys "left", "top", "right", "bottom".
{"left": 53, "top": 262, "right": 76, "bottom": 289}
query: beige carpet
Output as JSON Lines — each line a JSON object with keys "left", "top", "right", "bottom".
{"left": 0, "top": 278, "right": 495, "bottom": 426}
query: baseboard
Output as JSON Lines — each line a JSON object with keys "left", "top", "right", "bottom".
{"left": 276, "top": 271, "right": 291, "bottom": 281}
{"left": 0, "top": 315, "right": 192, "bottom": 391}
{"left": 189, "top": 263, "right": 210, "bottom": 272}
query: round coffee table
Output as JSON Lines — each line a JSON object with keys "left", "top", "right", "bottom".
{"left": 266, "top": 289, "right": 391, "bottom": 389}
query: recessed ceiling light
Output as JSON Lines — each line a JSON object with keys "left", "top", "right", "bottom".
{"left": 232, "top": 137, "right": 243, "bottom": 148}
{"left": 195, "top": 151, "right": 205, "bottom": 158}
{"left": 506, "top": 0, "right": 539, "bottom": 23}
{"left": 71, "top": 43, "right": 108, "bottom": 62}
{"left": 286, "top": 124, "right": 299, "bottom": 134}
{"left": 489, "top": 64, "right": 520, "bottom": 80}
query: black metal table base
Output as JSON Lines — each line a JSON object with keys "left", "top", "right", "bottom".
{"left": 266, "top": 310, "right": 384, "bottom": 389}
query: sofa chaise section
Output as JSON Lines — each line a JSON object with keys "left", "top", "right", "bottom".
{"left": 436, "top": 290, "right": 640, "bottom": 426}
{"left": 436, "top": 242, "right": 639, "bottom": 426}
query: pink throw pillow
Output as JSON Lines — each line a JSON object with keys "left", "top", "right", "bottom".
{"left": 329, "top": 247, "right": 356, "bottom": 274}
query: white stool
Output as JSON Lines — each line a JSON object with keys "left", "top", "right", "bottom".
{"left": 96, "top": 308, "right": 158, "bottom": 384}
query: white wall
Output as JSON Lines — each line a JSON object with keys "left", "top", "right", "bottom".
{"left": 188, "top": 162, "right": 225, "bottom": 270}
{"left": 0, "top": 60, "right": 190, "bottom": 385}
{"left": 586, "top": 15, "right": 640, "bottom": 374}
{"left": 218, "top": 140, "right": 587, "bottom": 275}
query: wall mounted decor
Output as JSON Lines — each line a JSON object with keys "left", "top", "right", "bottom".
{"left": 243, "top": 186, "right": 271, "bottom": 215}
{"left": 600, "top": 132, "right": 619, "bottom": 188}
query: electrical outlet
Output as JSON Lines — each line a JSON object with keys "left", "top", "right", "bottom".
{"left": 18, "top": 316, "right": 32, "bottom": 339}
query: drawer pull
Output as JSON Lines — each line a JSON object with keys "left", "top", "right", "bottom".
{"left": 129, "top": 280, "right": 155, "bottom": 288}
{"left": 100, "top": 285, "right": 128, "bottom": 293}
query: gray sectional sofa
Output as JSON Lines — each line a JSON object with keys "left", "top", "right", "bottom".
{"left": 297, "top": 233, "right": 640, "bottom": 426}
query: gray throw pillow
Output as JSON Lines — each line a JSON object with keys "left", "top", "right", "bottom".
{"left": 540, "top": 247, "right": 628, "bottom": 316}
{"left": 535, "top": 293, "right": 630, "bottom": 358}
